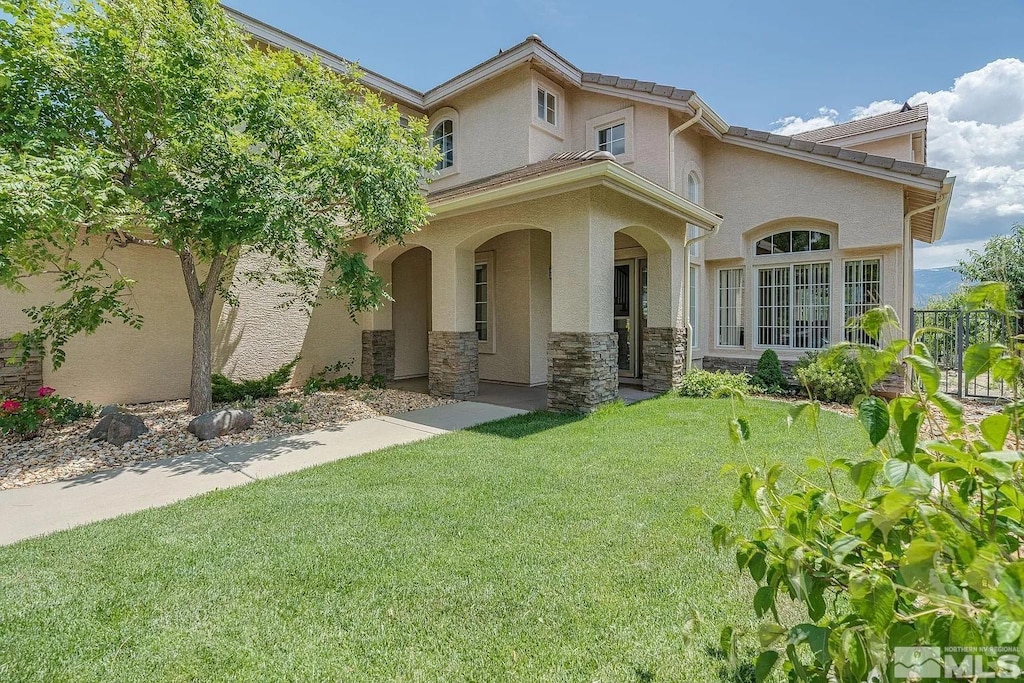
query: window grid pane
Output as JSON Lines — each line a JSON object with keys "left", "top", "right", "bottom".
{"left": 758, "top": 267, "right": 791, "bottom": 346}
{"left": 755, "top": 230, "right": 831, "bottom": 255}
{"left": 598, "top": 123, "right": 626, "bottom": 155}
{"left": 433, "top": 120, "right": 454, "bottom": 171}
{"left": 718, "top": 269, "right": 744, "bottom": 347}
{"left": 689, "top": 267, "right": 699, "bottom": 348}
{"left": 475, "top": 264, "right": 488, "bottom": 342}
{"left": 844, "top": 259, "right": 881, "bottom": 343}
{"left": 793, "top": 263, "right": 831, "bottom": 349}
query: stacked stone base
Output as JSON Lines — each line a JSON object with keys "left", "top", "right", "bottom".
{"left": 361, "top": 330, "right": 395, "bottom": 381}
{"left": 547, "top": 332, "right": 618, "bottom": 413}
{"left": 0, "top": 339, "right": 42, "bottom": 399}
{"left": 428, "top": 331, "right": 479, "bottom": 399}
{"left": 641, "top": 327, "right": 687, "bottom": 393}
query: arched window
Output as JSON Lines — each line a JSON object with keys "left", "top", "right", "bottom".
{"left": 432, "top": 119, "right": 454, "bottom": 171}
{"left": 755, "top": 229, "right": 830, "bottom": 255}
{"left": 686, "top": 172, "right": 702, "bottom": 256}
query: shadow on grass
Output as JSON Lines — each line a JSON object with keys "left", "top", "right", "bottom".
{"left": 465, "top": 410, "right": 586, "bottom": 439}
{"left": 704, "top": 646, "right": 757, "bottom": 683}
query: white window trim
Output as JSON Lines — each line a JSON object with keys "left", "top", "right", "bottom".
{"left": 428, "top": 107, "right": 460, "bottom": 179}
{"left": 715, "top": 266, "right": 745, "bottom": 349}
{"left": 586, "top": 106, "right": 634, "bottom": 163}
{"left": 531, "top": 72, "right": 564, "bottom": 140}
{"left": 753, "top": 261, "right": 833, "bottom": 351}
{"left": 475, "top": 251, "right": 495, "bottom": 354}
{"left": 687, "top": 170, "right": 703, "bottom": 259}
{"left": 689, "top": 265, "right": 700, "bottom": 351}
{"left": 842, "top": 257, "right": 883, "bottom": 343}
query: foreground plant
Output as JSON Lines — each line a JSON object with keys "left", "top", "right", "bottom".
{"left": 706, "top": 282, "right": 1024, "bottom": 682}
{"left": 0, "top": 386, "right": 96, "bottom": 440}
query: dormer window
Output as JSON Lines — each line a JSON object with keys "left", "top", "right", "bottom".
{"left": 597, "top": 123, "right": 626, "bottom": 156}
{"left": 432, "top": 119, "right": 454, "bottom": 171}
{"left": 537, "top": 88, "right": 556, "bottom": 125}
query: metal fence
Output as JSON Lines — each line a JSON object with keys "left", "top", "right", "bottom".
{"left": 910, "top": 308, "right": 1024, "bottom": 400}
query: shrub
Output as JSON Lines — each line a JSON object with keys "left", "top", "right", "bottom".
{"left": 751, "top": 349, "right": 787, "bottom": 393}
{"left": 212, "top": 358, "right": 299, "bottom": 403}
{"left": 301, "top": 358, "right": 388, "bottom": 395}
{"left": 0, "top": 387, "right": 96, "bottom": 440}
{"left": 707, "top": 285, "right": 1024, "bottom": 683}
{"left": 795, "top": 350, "right": 865, "bottom": 404}
{"left": 678, "top": 369, "right": 751, "bottom": 398}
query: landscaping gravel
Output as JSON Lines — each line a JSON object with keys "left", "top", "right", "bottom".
{"left": 0, "top": 388, "right": 452, "bottom": 490}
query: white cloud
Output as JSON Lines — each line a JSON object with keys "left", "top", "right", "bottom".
{"left": 772, "top": 58, "right": 1024, "bottom": 267}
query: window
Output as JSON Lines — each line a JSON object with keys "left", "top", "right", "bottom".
{"left": 718, "top": 268, "right": 744, "bottom": 347}
{"left": 756, "top": 263, "right": 831, "bottom": 349}
{"left": 689, "top": 266, "right": 699, "bottom": 349}
{"left": 432, "top": 119, "right": 454, "bottom": 171}
{"left": 475, "top": 253, "right": 494, "bottom": 352}
{"left": 537, "top": 88, "right": 556, "bottom": 125}
{"left": 755, "top": 230, "right": 831, "bottom": 255}
{"left": 845, "top": 259, "right": 881, "bottom": 343}
{"left": 687, "top": 172, "right": 702, "bottom": 257}
{"left": 597, "top": 123, "right": 626, "bottom": 156}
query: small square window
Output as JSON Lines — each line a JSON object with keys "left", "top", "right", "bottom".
{"left": 597, "top": 123, "right": 626, "bottom": 156}
{"left": 537, "top": 88, "right": 556, "bottom": 126}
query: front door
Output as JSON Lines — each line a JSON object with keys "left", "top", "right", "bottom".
{"left": 613, "top": 259, "right": 648, "bottom": 378}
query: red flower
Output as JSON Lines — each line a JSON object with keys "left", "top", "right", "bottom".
{"left": 37, "top": 386, "right": 55, "bottom": 398}
{"left": 1, "top": 400, "right": 21, "bottom": 413}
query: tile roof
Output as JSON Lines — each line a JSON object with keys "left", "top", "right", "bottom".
{"left": 791, "top": 103, "right": 928, "bottom": 143}
{"left": 723, "top": 125, "right": 948, "bottom": 182}
{"left": 580, "top": 72, "right": 695, "bottom": 102}
{"left": 427, "top": 151, "right": 616, "bottom": 202}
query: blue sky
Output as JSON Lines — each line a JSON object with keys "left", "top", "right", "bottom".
{"left": 228, "top": 0, "right": 1024, "bottom": 268}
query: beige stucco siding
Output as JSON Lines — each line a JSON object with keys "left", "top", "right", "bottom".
{"left": 391, "top": 247, "right": 431, "bottom": 378}
{"left": 848, "top": 135, "right": 914, "bottom": 162}
{"left": 476, "top": 231, "right": 536, "bottom": 384}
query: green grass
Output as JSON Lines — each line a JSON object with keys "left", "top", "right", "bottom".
{"left": 0, "top": 396, "right": 868, "bottom": 682}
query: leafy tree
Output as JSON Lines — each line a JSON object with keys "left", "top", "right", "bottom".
{"left": 706, "top": 284, "right": 1024, "bottom": 683}
{"left": 957, "top": 223, "right": 1024, "bottom": 310}
{"left": 752, "top": 348, "right": 787, "bottom": 393}
{"left": 0, "top": 0, "right": 435, "bottom": 414}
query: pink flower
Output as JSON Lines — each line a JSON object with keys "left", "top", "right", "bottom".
{"left": 37, "top": 386, "right": 55, "bottom": 398}
{"left": 2, "top": 400, "right": 21, "bottom": 413}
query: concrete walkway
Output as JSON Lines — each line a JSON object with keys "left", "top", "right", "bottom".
{"left": 0, "top": 401, "right": 524, "bottom": 546}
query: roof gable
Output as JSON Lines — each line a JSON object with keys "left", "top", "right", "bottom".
{"left": 792, "top": 103, "right": 928, "bottom": 143}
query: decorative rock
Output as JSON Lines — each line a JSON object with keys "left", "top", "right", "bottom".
{"left": 98, "top": 404, "right": 123, "bottom": 417}
{"left": 188, "top": 408, "right": 254, "bottom": 441}
{"left": 88, "top": 412, "right": 149, "bottom": 447}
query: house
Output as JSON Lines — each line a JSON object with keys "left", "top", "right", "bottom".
{"left": 0, "top": 8, "right": 955, "bottom": 413}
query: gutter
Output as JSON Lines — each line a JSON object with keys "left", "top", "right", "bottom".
{"left": 671, "top": 108, "right": 718, "bottom": 370}
{"left": 901, "top": 179, "right": 954, "bottom": 325}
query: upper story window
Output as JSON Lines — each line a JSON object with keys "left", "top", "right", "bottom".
{"left": 597, "top": 123, "right": 627, "bottom": 156}
{"left": 755, "top": 229, "right": 831, "bottom": 256}
{"left": 687, "top": 172, "right": 702, "bottom": 257}
{"left": 537, "top": 88, "right": 556, "bottom": 126}
{"left": 432, "top": 119, "right": 455, "bottom": 171}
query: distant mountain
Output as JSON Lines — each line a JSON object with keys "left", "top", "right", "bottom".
{"left": 914, "top": 267, "right": 962, "bottom": 305}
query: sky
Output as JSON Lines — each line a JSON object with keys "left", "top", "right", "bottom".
{"left": 226, "top": 0, "right": 1024, "bottom": 269}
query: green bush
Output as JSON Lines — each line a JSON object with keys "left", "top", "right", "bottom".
{"left": 678, "top": 369, "right": 751, "bottom": 398}
{"left": 751, "top": 349, "right": 787, "bottom": 393}
{"left": 709, "top": 285, "right": 1024, "bottom": 683}
{"left": 795, "top": 350, "right": 865, "bottom": 404}
{"left": 1, "top": 386, "right": 96, "bottom": 440}
{"left": 212, "top": 358, "right": 299, "bottom": 403}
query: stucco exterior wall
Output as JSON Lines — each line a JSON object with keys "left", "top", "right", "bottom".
{"left": 425, "top": 67, "right": 532, "bottom": 193}
{"left": 848, "top": 135, "right": 914, "bottom": 162}
{"left": 476, "top": 231, "right": 534, "bottom": 384}
{"left": 390, "top": 247, "right": 432, "bottom": 379}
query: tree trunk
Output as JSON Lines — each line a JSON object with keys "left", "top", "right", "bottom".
{"left": 189, "top": 300, "right": 214, "bottom": 415}
{"left": 180, "top": 249, "right": 227, "bottom": 416}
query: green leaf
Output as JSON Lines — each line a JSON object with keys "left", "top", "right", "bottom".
{"left": 729, "top": 417, "right": 751, "bottom": 445}
{"left": 904, "top": 354, "right": 940, "bottom": 396}
{"left": 754, "top": 650, "right": 779, "bottom": 683}
{"left": 963, "top": 341, "right": 1008, "bottom": 383}
{"left": 830, "top": 534, "right": 862, "bottom": 564}
{"left": 931, "top": 392, "right": 964, "bottom": 432}
{"left": 849, "top": 460, "right": 880, "bottom": 496}
{"left": 963, "top": 281, "right": 1009, "bottom": 313}
{"left": 858, "top": 396, "right": 890, "bottom": 446}
{"left": 898, "top": 410, "right": 925, "bottom": 456}
{"left": 901, "top": 539, "right": 940, "bottom": 588}
{"left": 789, "top": 623, "right": 831, "bottom": 667}
{"left": 884, "top": 459, "right": 932, "bottom": 496}
{"left": 758, "top": 623, "right": 788, "bottom": 648}
{"left": 981, "top": 413, "right": 1011, "bottom": 450}
{"left": 850, "top": 573, "right": 895, "bottom": 635}
{"left": 754, "top": 585, "right": 775, "bottom": 618}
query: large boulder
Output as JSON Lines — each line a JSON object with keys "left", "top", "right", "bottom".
{"left": 188, "top": 408, "right": 254, "bottom": 441}
{"left": 88, "top": 412, "right": 148, "bottom": 446}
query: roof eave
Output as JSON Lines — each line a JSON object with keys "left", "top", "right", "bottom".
{"left": 430, "top": 161, "right": 723, "bottom": 228}
{"left": 928, "top": 176, "right": 956, "bottom": 243}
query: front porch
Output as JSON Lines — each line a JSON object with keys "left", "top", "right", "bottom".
{"left": 390, "top": 378, "right": 656, "bottom": 412}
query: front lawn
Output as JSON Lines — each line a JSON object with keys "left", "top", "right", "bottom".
{"left": 0, "top": 396, "right": 868, "bottom": 682}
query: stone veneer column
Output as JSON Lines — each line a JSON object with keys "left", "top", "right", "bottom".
{"left": 428, "top": 331, "right": 478, "bottom": 399}
{"left": 641, "top": 327, "right": 687, "bottom": 393}
{"left": 547, "top": 332, "right": 618, "bottom": 413}
{"left": 361, "top": 330, "right": 395, "bottom": 381}
{"left": 0, "top": 339, "right": 42, "bottom": 399}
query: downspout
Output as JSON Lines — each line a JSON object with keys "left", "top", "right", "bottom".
{"left": 902, "top": 189, "right": 952, "bottom": 328}
{"left": 669, "top": 106, "right": 712, "bottom": 370}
